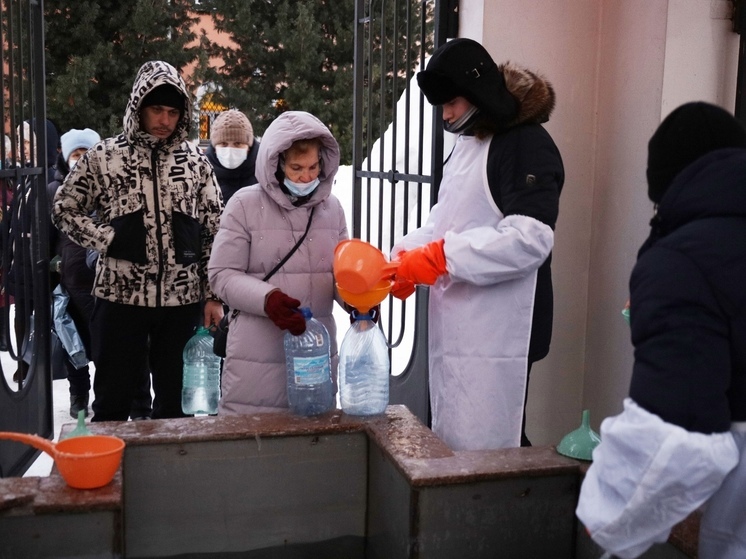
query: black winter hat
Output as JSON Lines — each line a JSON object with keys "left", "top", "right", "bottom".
{"left": 140, "top": 84, "right": 185, "bottom": 112}
{"left": 417, "top": 38, "right": 518, "bottom": 124}
{"left": 647, "top": 102, "right": 746, "bottom": 203}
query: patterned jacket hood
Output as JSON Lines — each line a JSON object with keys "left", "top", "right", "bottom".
{"left": 123, "top": 60, "right": 192, "bottom": 149}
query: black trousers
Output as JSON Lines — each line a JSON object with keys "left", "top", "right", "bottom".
{"left": 90, "top": 299, "right": 200, "bottom": 421}
{"left": 520, "top": 361, "right": 534, "bottom": 447}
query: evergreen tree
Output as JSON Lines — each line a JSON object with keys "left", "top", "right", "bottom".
{"left": 198, "top": 0, "right": 429, "bottom": 165}
{"left": 44, "top": 0, "right": 199, "bottom": 139}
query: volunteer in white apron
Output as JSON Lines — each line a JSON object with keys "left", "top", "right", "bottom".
{"left": 391, "top": 38, "right": 564, "bottom": 451}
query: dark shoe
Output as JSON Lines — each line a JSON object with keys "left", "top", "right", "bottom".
{"left": 70, "top": 393, "right": 89, "bottom": 419}
{"left": 129, "top": 393, "right": 152, "bottom": 421}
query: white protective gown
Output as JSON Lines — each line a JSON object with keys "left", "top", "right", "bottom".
{"left": 576, "top": 398, "right": 742, "bottom": 559}
{"left": 392, "top": 134, "right": 553, "bottom": 450}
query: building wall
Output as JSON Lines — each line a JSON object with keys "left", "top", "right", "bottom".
{"left": 460, "top": 0, "right": 739, "bottom": 444}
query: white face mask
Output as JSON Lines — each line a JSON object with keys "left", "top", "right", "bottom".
{"left": 67, "top": 157, "right": 79, "bottom": 170}
{"left": 284, "top": 177, "right": 320, "bottom": 196}
{"left": 216, "top": 146, "right": 248, "bottom": 169}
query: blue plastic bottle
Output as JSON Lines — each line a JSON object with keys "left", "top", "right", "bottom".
{"left": 181, "top": 326, "right": 221, "bottom": 415}
{"left": 284, "top": 308, "right": 334, "bottom": 416}
{"left": 338, "top": 311, "right": 389, "bottom": 415}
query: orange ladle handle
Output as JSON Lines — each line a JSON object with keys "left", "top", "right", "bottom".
{"left": 379, "top": 261, "right": 399, "bottom": 280}
{"left": 0, "top": 431, "right": 60, "bottom": 459}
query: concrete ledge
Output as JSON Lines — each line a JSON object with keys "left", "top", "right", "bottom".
{"left": 0, "top": 406, "right": 701, "bottom": 558}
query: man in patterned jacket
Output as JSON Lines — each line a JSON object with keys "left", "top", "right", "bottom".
{"left": 53, "top": 60, "right": 224, "bottom": 421}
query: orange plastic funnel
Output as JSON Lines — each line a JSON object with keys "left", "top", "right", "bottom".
{"left": 337, "top": 279, "right": 393, "bottom": 313}
{"left": 0, "top": 431, "right": 125, "bottom": 489}
{"left": 334, "top": 239, "right": 399, "bottom": 295}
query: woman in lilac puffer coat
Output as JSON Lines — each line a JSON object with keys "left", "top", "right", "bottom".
{"left": 209, "top": 111, "right": 348, "bottom": 415}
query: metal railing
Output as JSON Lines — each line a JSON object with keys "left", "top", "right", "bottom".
{"left": 0, "top": 0, "right": 54, "bottom": 478}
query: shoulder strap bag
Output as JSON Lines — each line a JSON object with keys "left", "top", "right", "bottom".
{"left": 213, "top": 207, "right": 315, "bottom": 357}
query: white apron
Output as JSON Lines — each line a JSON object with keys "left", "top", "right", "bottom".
{"left": 425, "top": 135, "right": 538, "bottom": 450}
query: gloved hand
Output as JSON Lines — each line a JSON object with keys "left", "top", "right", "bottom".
{"left": 394, "top": 239, "right": 447, "bottom": 286}
{"left": 390, "top": 276, "right": 415, "bottom": 300}
{"left": 265, "top": 290, "right": 306, "bottom": 335}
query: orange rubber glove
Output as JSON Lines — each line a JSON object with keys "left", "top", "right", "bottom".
{"left": 395, "top": 239, "right": 447, "bottom": 286}
{"left": 391, "top": 276, "right": 416, "bottom": 300}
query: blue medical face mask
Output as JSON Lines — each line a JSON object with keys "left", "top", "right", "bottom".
{"left": 284, "top": 177, "right": 320, "bottom": 196}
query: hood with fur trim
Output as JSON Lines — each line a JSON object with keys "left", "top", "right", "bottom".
{"left": 499, "top": 62, "right": 556, "bottom": 127}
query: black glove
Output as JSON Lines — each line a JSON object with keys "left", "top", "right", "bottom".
{"left": 265, "top": 290, "right": 305, "bottom": 335}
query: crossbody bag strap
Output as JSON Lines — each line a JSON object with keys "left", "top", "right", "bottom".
{"left": 262, "top": 205, "right": 315, "bottom": 282}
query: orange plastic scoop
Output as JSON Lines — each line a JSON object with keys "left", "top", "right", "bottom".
{"left": 0, "top": 431, "right": 125, "bottom": 489}
{"left": 337, "top": 279, "right": 393, "bottom": 314}
{"left": 334, "top": 239, "right": 399, "bottom": 295}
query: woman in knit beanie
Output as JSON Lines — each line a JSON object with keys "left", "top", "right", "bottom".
{"left": 206, "top": 109, "right": 260, "bottom": 203}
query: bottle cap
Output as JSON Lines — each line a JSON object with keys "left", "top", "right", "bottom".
{"left": 300, "top": 307, "right": 312, "bottom": 319}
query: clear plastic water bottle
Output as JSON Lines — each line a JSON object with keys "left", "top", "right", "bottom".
{"left": 182, "top": 326, "right": 221, "bottom": 415}
{"left": 284, "top": 307, "right": 334, "bottom": 416}
{"left": 338, "top": 310, "right": 389, "bottom": 415}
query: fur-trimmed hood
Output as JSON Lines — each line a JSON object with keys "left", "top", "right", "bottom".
{"left": 499, "top": 62, "right": 556, "bottom": 126}
{"left": 416, "top": 39, "right": 557, "bottom": 129}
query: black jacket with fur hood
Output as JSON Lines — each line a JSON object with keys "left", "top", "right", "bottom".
{"left": 479, "top": 62, "right": 564, "bottom": 361}
{"left": 52, "top": 61, "right": 223, "bottom": 307}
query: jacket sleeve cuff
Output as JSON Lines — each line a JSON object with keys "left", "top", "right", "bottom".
{"left": 576, "top": 398, "right": 739, "bottom": 559}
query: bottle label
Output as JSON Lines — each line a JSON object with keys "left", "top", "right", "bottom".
{"left": 293, "top": 355, "right": 329, "bottom": 385}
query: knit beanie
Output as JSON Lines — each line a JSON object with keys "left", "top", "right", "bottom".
{"left": 61, "top": 128, "right": 101, "bottom": 161}
{"left": 140, "top": 84, "right": 185, "bottom": 112}
{"left": 210, "top": 110, "right": 254, "bottom": 147}
{"left": 647, "top": 102, "right": 746, "bottom": 203}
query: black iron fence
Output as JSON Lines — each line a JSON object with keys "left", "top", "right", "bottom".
{"left": 0, "top": 0, "right": 54, "bottom": 477}
{"left": 351, "top": 0, "right": 456, "bottom": 424}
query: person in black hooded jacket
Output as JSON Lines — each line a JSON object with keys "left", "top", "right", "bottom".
{"left": 577, "top": 102, "right": 746, "bottom": 559}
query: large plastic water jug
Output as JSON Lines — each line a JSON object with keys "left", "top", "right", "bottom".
{"left": 338, "top": 310, "right": 389, "bottom": 415}
{"left": 181, "top": 326, "right": 221, "bottom": 415}
{"left": 284, "top": 307, "right": 334, "bottom": 416}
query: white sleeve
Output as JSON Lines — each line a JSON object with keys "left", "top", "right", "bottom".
{"left": 444, "top": 214, "right": 553, "bottom": 286}
{"left": 576, "top": 398, "right": 739, "bottom": 559}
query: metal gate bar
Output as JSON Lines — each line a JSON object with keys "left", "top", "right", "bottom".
{"left": 352, "top": 0, "right": 457, "bottom": 425}
{"left": 0, "top": 0, "right": 54, "bottom": 478}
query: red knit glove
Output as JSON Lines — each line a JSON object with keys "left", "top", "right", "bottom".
{"left": 265, "top": 290, "right": 306, "bottom": 335}
{"left": 391, "top": 276, "right": 416, "bottom": 300}
{"left": 395, "top": 239, "right": 447, "bottom": 286}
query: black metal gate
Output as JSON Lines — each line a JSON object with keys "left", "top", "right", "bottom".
{"left": 0, "top": 0, "right": 54, "bottom": 477}
{"left": 351, "top": 0, "right": 457, "bottom": 424}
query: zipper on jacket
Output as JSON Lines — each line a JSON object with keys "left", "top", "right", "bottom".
{"left": 151, "top": 148, "right": 165, "bottom": 305}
